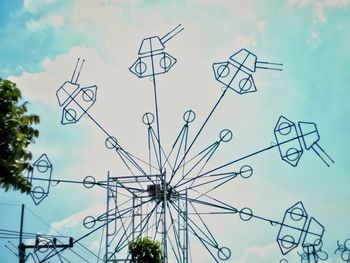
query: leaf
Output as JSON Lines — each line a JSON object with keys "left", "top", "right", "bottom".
{"left": 0, "top": 79, "right": 40, "bottom": 193}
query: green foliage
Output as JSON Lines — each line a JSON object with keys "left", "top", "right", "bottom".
{"left": 128, "top": 236, "right": 163, "bottom": 263}
{"left": 0, "top": 78, "right": 40, "bottom": 193}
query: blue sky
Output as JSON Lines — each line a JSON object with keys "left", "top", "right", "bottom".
{"left": 0, "top": 0, "right": 349, "bottom": 262}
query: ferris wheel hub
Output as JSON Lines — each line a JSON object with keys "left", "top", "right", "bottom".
{"left": 147, "top": 182, "right": 178, "bottom": 201}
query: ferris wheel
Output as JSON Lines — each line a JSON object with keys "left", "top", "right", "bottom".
{"left": 25, "top": 24, "right": 335, "bottom": 263}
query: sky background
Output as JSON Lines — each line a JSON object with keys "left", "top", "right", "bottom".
{"left": 0, "top": 0, "right": 349, "bottom": 262}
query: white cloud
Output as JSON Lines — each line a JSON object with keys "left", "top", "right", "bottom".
{"left": 24, "top": 0, "right": 57, "bottom": 14}
{"left": 211, "top": 34, "right": 257, "bottom": 61}
{"left": 288, "top": 0, "right": 309, "bottom": 6}
{"left": 46, "top": 15, "right": 64, "bottom": 27}
{"left": 325, "top": 0, "right": 350, "bottom": 7}
{"left": 50, "top": 202, "right": 104, "bottom": 233}
{"left": 9, "top": 46, "right": 105, "bottom": 106}
{"left": 286, "top": 0, "right": 350, "bottom": 47}
{"left": 26, "top": 15, "right": 64, "bottom": 31}
{"left": 256, "top": 20, "right": 267, "bottom": 34}
{"left": 287, "top": 0, "right": 350, "bottom": 22}
{"left": 6, "top": 1, "right": 341, "bottom": 262}
{"left": 232, "top": 242, "right": 298, "bottom": 263}
{"left": 307, "top": 30, "right": 322, "bottom": 47}
{"left": 315, "top": 1, "right": 328, "bottom": 23}
{"left": 70, "top": 0, "right": 122, "bottom": 27}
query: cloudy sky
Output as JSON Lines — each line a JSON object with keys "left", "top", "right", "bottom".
{"left": 0, "top": 0, "right": 349, "bottom": 262}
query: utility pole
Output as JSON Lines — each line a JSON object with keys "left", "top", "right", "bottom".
{"left": 19, "top": 204, "right": 25, "bottom": 263}
{"left": 17, "top": 204, "right": 73, "bottom": 262}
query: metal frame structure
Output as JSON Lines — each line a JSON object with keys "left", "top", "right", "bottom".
{"left": 103, "top": 173, "right": 189, "bottom": 262}
{"left": 20, "top": 24, "right": 335, "bottom": 262}
{"left": 335, "top": 239, "right": 350, "bottom": 262}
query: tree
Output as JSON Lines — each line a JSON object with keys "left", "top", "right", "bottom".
{"left": 128, "top": 237, "right": 163, "bottom": 263}
{"left": 0, "top": 78, "right": 40, "bottom": 193}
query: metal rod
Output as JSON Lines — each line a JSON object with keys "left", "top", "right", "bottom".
{"left": 163, "top": 172, "right": 168, "bottom": 262}
{"left": 150, "top": 46, "right": 163, "bottom": 173}
{"left": 172, "top": 89, "right": 228, "bottom": 177}
{"left": 172, "top": 51, "right": 251, "bottom": 177}
{"left": 161, "top": 24, "right": 184, "bottom": 44}
{"left": 75, "top": 59, "right": 85, "bottom": 83}
{"left": 105, "top": 171, "right": 110, "bottom": 262}
{"left": 71, "top": 58, "right": 80, "bottom": 83}
{"left": 185, "top": 190, "right": 189, "bottom": 263}
{"left": 18, "top": 204, "right": 25, "bottom": 263}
